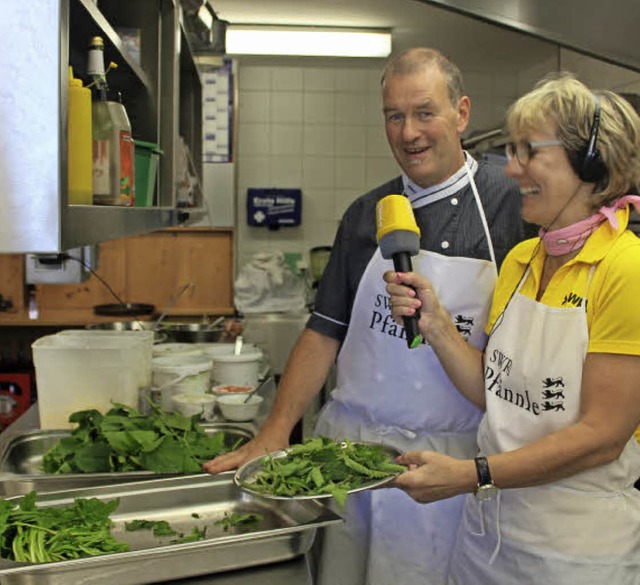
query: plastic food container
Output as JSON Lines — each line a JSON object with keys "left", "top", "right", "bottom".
{"left": 32, "top": 334, "right": 142, "bottom": 429}
{"left": 134, "top": 139, "right": 162, "bottom": 207}
{"left": 216, "top": 394, "right": 263, "bottom": 422}
{"left": 210, "top": 347, "right": 263, "bottom": 388}
{"left": 152, "top": 355, "right": 213, "bottom": 411}
{"left": 198, "top": 342, "right": 259, "bottom": 359}
{"left": 171, "top": 392, "right": 216, "bottom": 419}
{"left": 56, "top": 329, "right": 153, "bottom": 388}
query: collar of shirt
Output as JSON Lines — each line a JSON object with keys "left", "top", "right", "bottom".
{"left": 402, "top": 151, "right": 478, "bottom": 210}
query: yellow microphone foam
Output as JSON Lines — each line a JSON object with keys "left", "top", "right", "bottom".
{"left": 375, "top": 194, "right": 421, "bottom": 243}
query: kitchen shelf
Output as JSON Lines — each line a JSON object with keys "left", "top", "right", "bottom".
{"left": 73, "top": 0, "right": 154, "bottom": 96}
{"left": 0, "top": 0, "right": 203, "bottom": 254}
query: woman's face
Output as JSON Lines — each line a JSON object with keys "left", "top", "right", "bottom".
{"left": 504, "top": 125, "right": 592, "bottom": 229}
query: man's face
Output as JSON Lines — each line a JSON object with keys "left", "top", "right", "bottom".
{"left": 383, "top": 65, "right": 470, "bottom": 188}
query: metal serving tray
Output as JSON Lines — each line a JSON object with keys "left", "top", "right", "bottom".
{"left": 0, "top": 423, "right": 254, "bottom": 497}
{"left": 0, "top": 473, "right": 342, "bottom": 585}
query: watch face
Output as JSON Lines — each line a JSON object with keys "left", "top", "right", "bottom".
{"left": 475, "top": 484, "right": 498, "bottom": 501}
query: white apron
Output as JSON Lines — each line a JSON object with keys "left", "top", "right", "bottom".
{"left": 315, "top": 168, "right": 498, "bottom": 585}
{"left": 449, "top": 267, "right": 640, "bottom": 585}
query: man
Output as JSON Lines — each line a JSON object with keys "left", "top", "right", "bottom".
{"left": 205, "top": 47, "right": 524, "bottom": 585}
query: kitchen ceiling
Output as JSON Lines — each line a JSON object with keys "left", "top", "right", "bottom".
{"left": 212, "top": 0, "right": 640, "bottom": 73}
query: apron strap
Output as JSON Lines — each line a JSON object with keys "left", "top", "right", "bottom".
{"left": 465, "top": 158, "right": 498, "bottom": 278}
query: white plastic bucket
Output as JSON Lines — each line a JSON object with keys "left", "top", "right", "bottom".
{"left": 152, "top": 355, "right": 212, "bottom": 411}
{"left": 198, "top": 342, "right": 259, "bottom": 359}
{"left": 211, "top": 348, "right": 263, "bottom": 388}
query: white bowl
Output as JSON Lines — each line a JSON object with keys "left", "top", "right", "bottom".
{"left": 216, "top": 394, "right": 263, "bottom": 422}
{"left": 172, "top": 392, "right": 216, "bottom": 419}
{"left": 211, "top": 384, "right": 254, "bottom": 396}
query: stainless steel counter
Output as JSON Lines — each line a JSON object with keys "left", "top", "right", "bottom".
{"left": 0, "top": 404, "right": 318, "bottom": 585}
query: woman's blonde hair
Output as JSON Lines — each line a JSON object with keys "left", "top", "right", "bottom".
{"left": 506, "top": 72, "right": 640, "bottom": 207}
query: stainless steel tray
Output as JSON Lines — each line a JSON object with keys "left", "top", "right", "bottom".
{"left": 0, "top": 423, "right": 254, "bottom": 497}
{"left": 0, "top": 473, "right": 343, "bottom": 585}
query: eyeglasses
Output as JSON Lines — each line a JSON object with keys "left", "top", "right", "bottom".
{"left": 504, "top": 139, "right": 563, "bottom": 166}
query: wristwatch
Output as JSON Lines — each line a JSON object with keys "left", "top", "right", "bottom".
{"left": 474, "top": 456, "right": 498, "bottom": 501}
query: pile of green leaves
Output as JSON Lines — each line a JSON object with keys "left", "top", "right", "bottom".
{"left": 0, "top": 491, "right": 129, "bottom": 563}
{"left": 42, "top": 403, "right": 241, "bottom": 475}
{"left": 243, "top": 437, "right": 406, "bottom": 508}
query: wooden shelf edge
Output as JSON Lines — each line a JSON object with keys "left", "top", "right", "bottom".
{"left": 0, "top": 308, "right": 235, "bottom": 327}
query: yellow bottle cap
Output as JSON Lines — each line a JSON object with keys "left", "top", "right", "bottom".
{"left": 69, "top": 66, "right": 82, "bottom": 87}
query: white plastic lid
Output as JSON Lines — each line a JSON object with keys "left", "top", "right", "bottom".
{"left": 152, "top": 354, "right": 212, "bottom": 374}
{"left": 198, "top": 342, "right": 259, "bottom": 357}
{"left": 210, "top": 349, "right": 263, "bottom": 363}
{"left": 153, "top": 343, "right": 205, "bottom": 357}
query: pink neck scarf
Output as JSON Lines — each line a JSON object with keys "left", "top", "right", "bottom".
{"left": 540, "top": 195, "right": 640, "bottom": 256}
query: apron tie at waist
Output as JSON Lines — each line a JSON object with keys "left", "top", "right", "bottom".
{"left": 374, "top": 425, "right": 417, "bottom": 440}
{"left": 489, "top": 491, "right": 503, "bottom": 565}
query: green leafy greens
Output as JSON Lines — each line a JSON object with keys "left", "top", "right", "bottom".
{"left": 41, "top": 403, "right": 244, "bottom": 475}
{"left": 0, "top": 491, "right": 129, "bottom": 563}
{"left": 215, "top": 512, "right": 264, "bottom": 532}
{"left": 243, "top": 437, "right": 406, "bottom": 508}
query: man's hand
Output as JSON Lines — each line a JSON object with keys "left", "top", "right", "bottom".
{"left": 203, "top": 434, "right": 289, "bottom": 475}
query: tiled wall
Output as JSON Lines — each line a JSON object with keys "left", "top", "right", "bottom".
{"left": 235, "top": 57, "right": 397, "bottom": 270}
{"left": 231, "top": 47, "right": 640, "bottom": 275}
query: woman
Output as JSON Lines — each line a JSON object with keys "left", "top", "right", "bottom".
{"left": 383, "top": 73, "right": 640, "bottom": 584}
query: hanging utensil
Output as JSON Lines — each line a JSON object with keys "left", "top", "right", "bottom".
{"left": 207, "top": 315, "right": 225, "bottom": 330}
{"left": 243, "top": 373, "right": 272, "bottom": 403}
{"left": 154, "top": 283, "right": 193, "bottom": 331}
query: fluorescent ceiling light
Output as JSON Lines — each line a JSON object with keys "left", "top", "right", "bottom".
{"left": 225, "top": 25, "right": 392, "bottom": 58}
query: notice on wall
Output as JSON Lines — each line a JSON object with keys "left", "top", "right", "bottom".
{"left": 202, "top": 59, "right": 233, "bottom": 163}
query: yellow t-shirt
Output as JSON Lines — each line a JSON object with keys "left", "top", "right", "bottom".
{"left": 485, "top": 207, "right": 640, "bottom": 443}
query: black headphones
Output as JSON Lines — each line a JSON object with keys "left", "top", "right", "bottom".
{"left": 568, "top": 96, "right": 608, "bottom": 184}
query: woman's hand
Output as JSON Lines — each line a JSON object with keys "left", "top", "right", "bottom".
{"left": 389, "top": 450, "right": 477, "bottom": 503}
{"left": 383, "top": 271, "right": 447, "bottom": 340}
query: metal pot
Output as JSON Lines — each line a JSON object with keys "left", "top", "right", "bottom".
{"left": 88, "top": 321, "right": 166, "bottom": 343}
{"left": 163, "top": 322, "right": 225, "bottom": 343}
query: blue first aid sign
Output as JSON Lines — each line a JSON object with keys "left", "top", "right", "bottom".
{"left": 247, "top": 188, "right": 302, "bottom": 229}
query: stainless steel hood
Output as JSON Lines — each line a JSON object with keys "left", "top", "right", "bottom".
{"left": 416, "top": 0, "right": 640, "bottom": 73}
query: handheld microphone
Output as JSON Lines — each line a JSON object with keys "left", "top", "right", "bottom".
{"left": 375, "top": 194, "right": 423, "bottom": 349}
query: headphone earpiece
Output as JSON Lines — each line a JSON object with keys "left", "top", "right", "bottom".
{"left": 569, "top": 96, "right": 608, "bottom": 184}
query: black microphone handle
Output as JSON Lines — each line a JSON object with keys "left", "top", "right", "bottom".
{"left": 392, "top": 252, "right": 423, "bottom": 349}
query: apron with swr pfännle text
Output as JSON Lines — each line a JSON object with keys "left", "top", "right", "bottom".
{"left": 315, "top": 167, "right": 497, "bottom": 585}
{"left": 449, "top": 266, "right": 640, "bottom": 585}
